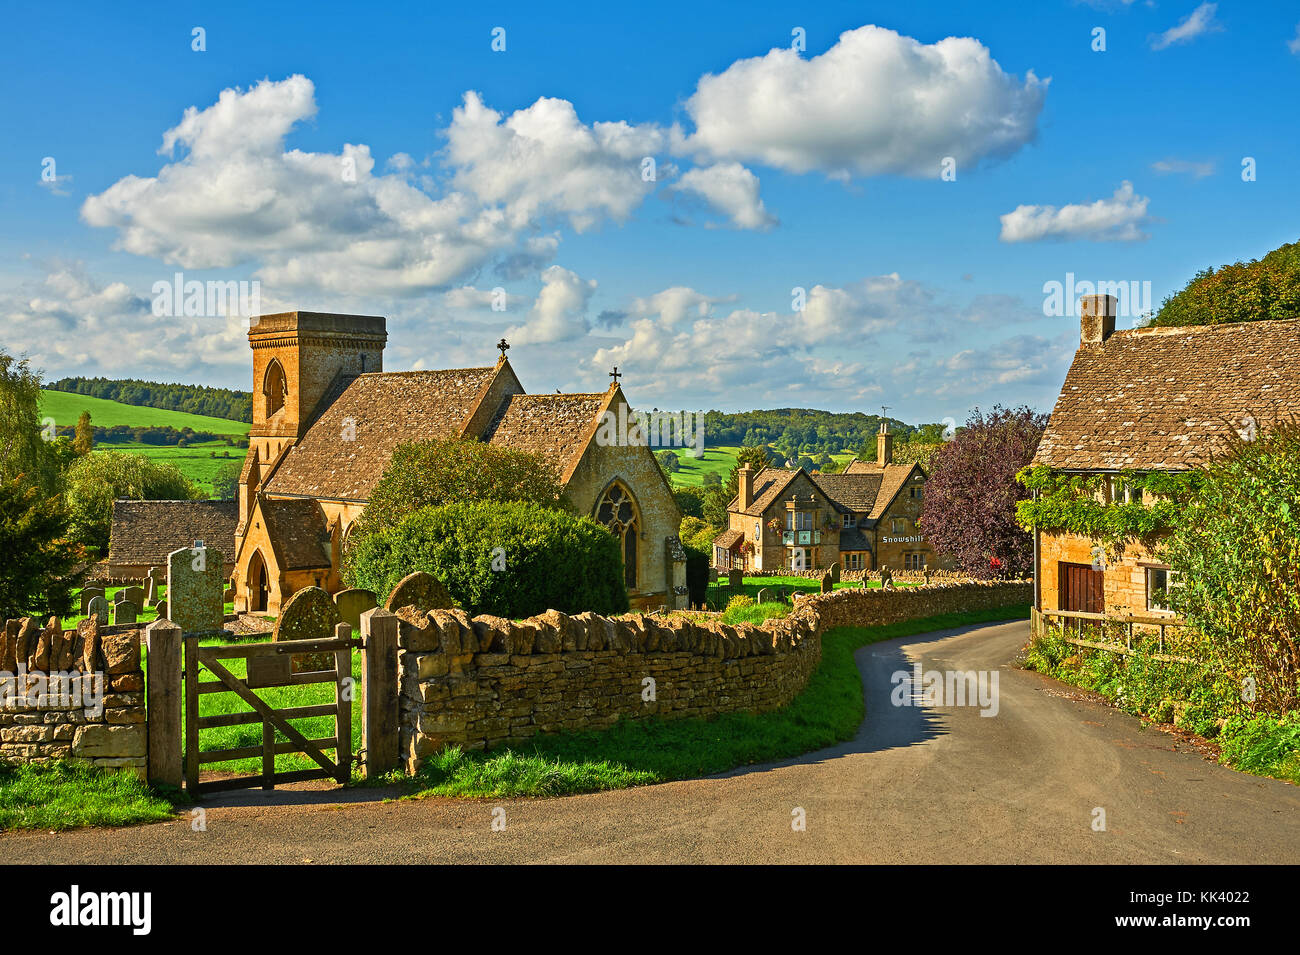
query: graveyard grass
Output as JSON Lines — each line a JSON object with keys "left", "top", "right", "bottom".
{"left": 409, "top": 604, "right": 1032, "bottom": 798}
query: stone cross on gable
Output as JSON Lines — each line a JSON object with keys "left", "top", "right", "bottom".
{"left": 609, "top": 366, "right": 622, "bottom": 385}
{"left": 497, "top": 338, "right": 510, "bottom": 358}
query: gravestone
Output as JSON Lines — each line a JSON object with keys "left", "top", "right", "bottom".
{"left": 145, "top": 568, "right": 161, "bottom": 607}
{"left": 880, "top": 565, "right": 895, "bottom": 591}
{"left": 274, "top": 586, "right": 344, "bottom": 672}
{"left": 112, "top": 600, "right": 138, "bottom": 627}
{"left": 922, "top": 569, "right": 932, "bottom": 585}
{"left": 80, "top": 586, "right": 105, "bottom": 615}
{"left": 334, "top": 588, "right": 379, "bottom": 631}
{"left": 85, "top": 594, "right": 110, "bottom": 627}
{"left": 223, "top": 586, "right": 235, "bottom": 604}
{"left": 820, "top": 571, "right": 833, "bottom": 594}
{"left": 121, "top": 586, "right": 145, "bottom": 607}
{"left": 113, "top": 589, "right": 127, "bottom": 606}
{"left": 166, "top": 545, "right": 225, "bottom": 634}
{"left": 757, "top": 588, "right": 772, "bottom": 604}
{"left": 728, "top": 569, "right": 743, "bottom": 590}
{"left": 828, "top": 561, "right": 841, "bottom": 584}
{"left": 708, "top": 568, "right": 718, "bottom": 583}
{"left": 384, "top": 571, "right": 453, "bottom": 614}
{"left": 153, "top": 599, "right": 167, "bottom": 620}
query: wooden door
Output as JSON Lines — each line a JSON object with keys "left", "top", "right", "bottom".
{"left": 1059, "top": 562, "right": 1104, "bottom": 613}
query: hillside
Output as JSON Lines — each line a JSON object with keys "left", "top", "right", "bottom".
{"left": 39, "top": 389, "right": 249, "bottom": 435}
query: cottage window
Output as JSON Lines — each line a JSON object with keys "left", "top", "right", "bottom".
{"left": 909, "top": 486, "right": 923, "bottom": 500}
{"left": 1145, "top": 566, "right": 1178, "bottom": 612}
{"left": 842, "top": 513, "right": 856, "bottom": 528}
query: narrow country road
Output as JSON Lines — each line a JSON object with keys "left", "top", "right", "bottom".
{"left": 10, "top": 619, "right": 1300, "bottom": 864}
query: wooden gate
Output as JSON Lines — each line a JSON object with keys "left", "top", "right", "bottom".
{"left": 184, "top": 634, "right": 358, "bottom": 795}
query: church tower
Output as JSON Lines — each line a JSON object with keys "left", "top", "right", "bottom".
{"left": 247, "top": 311, "right": 387, "bottom": 444}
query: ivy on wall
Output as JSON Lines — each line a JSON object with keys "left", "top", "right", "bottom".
{"left": 1014, "top": 466, "right": 1203, "bottom": 550}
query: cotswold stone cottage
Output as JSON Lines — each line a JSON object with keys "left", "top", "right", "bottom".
{"left": 1032, "top": 294, "right": 1300, "bottom": 617}
{"left": 231, "top": 311, "right": 683, "bottom": 615}
{"left": 712, "top": 423, "right": 944, "bottom": 573}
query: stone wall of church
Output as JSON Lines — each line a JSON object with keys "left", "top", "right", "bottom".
{"left": 394, "top": 579, "right": 1031, "bottom": 770}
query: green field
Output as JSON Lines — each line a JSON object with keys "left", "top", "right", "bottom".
{"left": 115, "top": 441, "right": 243, "bottom": 497}
{"left": 39, "top": 389, "right": 249, "bottom": 435}
{"left": 669, "top": 445, "right": 857, "bottom": 487}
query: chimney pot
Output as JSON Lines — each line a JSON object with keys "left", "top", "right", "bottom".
{"left": 877, "top": 425, "right": 893, "bottom": 467}
{"left": 738, "top": 464, "right": 754, "bottom": 511}
{"left": 1080, "top": 294, "right": 1117, "bottom": 345}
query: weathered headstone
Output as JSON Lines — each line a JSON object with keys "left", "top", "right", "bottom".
{"left": 79, "top": 586, "right": 105, "bottom": 615}
{"left": 166, "top": 545, "right": 225, "bottom": 634}
{"left": 728, "top": 569, "right": 743, "bottom": 590}
{"left": 113, "top": 589, "right": 128, "bottom": 606}
{"left": 880, "top": 565, "right": 895, "bottom": 591}
{"left": 153, "top": 599, "right": 167, "bottom": 620}
{"left": 828, "top": 561, "right": 841, "bottom": 584}
{"left": 121, "top": 586, "right": 145, "bottom": 607}
{"left": 757, "top": 588, "right": 771, "bottom": 604}
{"left": 820, "top": 571, "right": 833, "bottom": 594}
{"left": 334, "top": 588, "right": 379, "bottom": 631}
{"left": 274, "top": 586, "right": 344, "bottom": 672}
{"left": 708, "top": 568, "right": 718, "bottom": 583}
{"left": 222, "top": 586, "right": 235, "bottom": 604}
{"left": 383, "top": 571, "right": 453, "bottom": 614}
{"left": 113, "top": 600, "right": 138, "bottom": 627}
{"left": 86, "top": 594, "right": 110, "bottom": 627}
{"left": 145, "top": 569, "right": 161, "bottom": 607}
{"left": 922, "top": 569, "right": 932, "bottom": 585}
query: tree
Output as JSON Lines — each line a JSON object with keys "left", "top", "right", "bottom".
{"left": 73, "top": 411, "right": 94, "bottom": 456}
{"left": 354, "top": 439, "right": 566, "bottom": 542}
{"left": 673, "top": 486, "right": 705, "bottom": 519}
{"left": 65, "top": 450, "right": 201, "bottom": 551}
{"left": 345, "top": 501, "right": 628, "bottom": 619}
{"left": 920, "top": 405, "right": 1047, "bottom": 579}
{"left": 657, "top": 449, "right": 680, "bottom": 472}
{"left": 211, "top": 458, "right": 243, "bottom": 501}
{"left": 0, "top": 351, "right": 61, "bottom": 494}
{"left": 0, "top": 475, "right": 84, "bottom": 619}
{"left": 1149, "top": 239, "right": 1300, "bottom": 327}
{"left": 1161, "top": 422, "right": 1300, "bottom": 712}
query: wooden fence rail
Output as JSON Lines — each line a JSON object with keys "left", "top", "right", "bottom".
{"left": 1030, "top": 606, "right": 1197, "bottom": 664}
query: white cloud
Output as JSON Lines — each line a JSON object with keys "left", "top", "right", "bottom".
{"left": 504, "top": 265, "right": 596, "bottom": 344}
{"left": 444, "top": 92, "right": 667, "bottom": 232}
{"left": 667, "top": 163, "right": 776, "bottom": 229}
{"left": 0, "top": 264, "right": 250, "bottom": 382}
{"left": 1150, "top": 157, "right": 1215, "bottom": 178}
{"left": 1150, "top": 2, "right": 1222, "bottom": 51}
{"left": 998, "top": 181, "right": 1151, "bottom": 243}
{"left": 1288, "top": 22, "right": 1300, "bottom": 55}
{"left": 679, "top": 24, "right": 1047, "bottom": 178}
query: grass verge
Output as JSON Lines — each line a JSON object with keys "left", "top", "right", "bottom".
{"left": 0, "top": 761, "right": 178, "bottom": 831}
{"left": 410, "top": 603, "right": 1030, "bottom": 798}
{"left": 1023, "top": 626, "right": 1300, "bottom": 785}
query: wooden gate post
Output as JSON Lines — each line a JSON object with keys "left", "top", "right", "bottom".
{"left": 361, "top": 607, "right": 400, "bottom": 778}
{"left": 144, "top": 619, "right": 183, "bottom": 788}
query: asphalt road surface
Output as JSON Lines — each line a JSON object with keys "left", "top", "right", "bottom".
{"left": 10, "top": 619, "right": 1299, "bottom": 864}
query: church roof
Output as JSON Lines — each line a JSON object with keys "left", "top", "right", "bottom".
{"left": 258, "top": 497, "right": 332, "bottom": 570}
{"left": 482, "top": 392, "right": 607, "bottom": 479}
{"left": 1033, "top": 318, "right": 1300, "bottom": 471}
{"left": 109, "top": 499, "right": 239, "bottom": 567}
{"left": 264, "top": 368, "right": 498, "bottom": 501}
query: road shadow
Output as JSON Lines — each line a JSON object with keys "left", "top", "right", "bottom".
{"left": 188, "top": 777, "right": 407, "bottom": 810}
{"left": 710, "top": 622, "right": 1007, "bottom": 780}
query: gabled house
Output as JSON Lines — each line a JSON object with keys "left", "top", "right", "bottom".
{"left": 712, "top": 423, "right": 942, "bottom": 573}
{"left": 1031, "top": 294, "right": 1300, "bottom": 618}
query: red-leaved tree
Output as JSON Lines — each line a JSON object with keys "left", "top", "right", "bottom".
{"left": 919, "top": 405, "right": 1047, "bottom": 579}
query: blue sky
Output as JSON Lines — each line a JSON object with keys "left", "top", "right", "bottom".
{"left": 1, "top": 0, "right": 1298, "bottom": 425}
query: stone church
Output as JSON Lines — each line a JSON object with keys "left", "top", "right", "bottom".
{"left": 232, "top": 311, "right": 684, "bottom": 615}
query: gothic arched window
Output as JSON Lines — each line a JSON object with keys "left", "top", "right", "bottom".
{"left": 596, "top": 482, "right": 639, "bottom": 590}
{"left": 264, "top": 359, "right": 287, "bottom": 417}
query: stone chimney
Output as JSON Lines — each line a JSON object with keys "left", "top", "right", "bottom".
{"left": 877, "top": 422, "right": 893, "bottom": 467}
{"left": 738, "top": 464, "right": 754, "bottom": 511}
{"left": 1080, "top": 294, "right": 1117, "bottom": 345}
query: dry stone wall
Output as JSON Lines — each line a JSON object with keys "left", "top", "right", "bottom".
{"left": 395, "top": 578, "right": 1031, "bottom": 770}
{"left": 0, "top": 617, "right": 147, "bottom": 772}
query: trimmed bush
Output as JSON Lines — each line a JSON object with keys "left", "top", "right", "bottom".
{"left": 345, "top": 501, "right": 629, "bottom": 619}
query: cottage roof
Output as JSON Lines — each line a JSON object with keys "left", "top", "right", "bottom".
{"left": 264, "top": 368, "right": 498, "bottom": 500}
{"left": 1033, "top": 318, "right": 1300, "bottom": 471}
{"left": 713, "top": 528, "right": 743, "bottom": 549}
{"left": 108, "top": 499, "right": 239, "bottom": 566}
